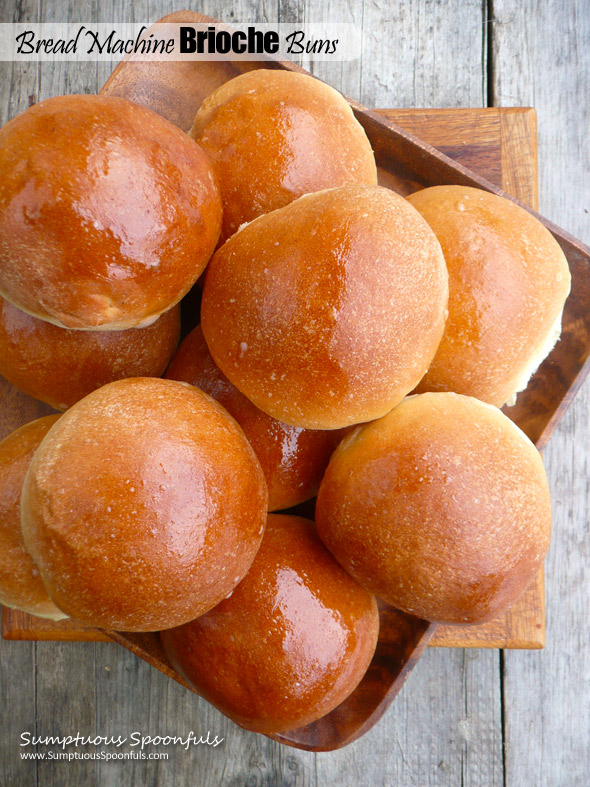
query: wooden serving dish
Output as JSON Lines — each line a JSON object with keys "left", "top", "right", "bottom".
{"left": 1, "top": 105, "right": 546, "bottom": 651}
{"left": 2, "top": 10, "right": 590, "bottom": 752}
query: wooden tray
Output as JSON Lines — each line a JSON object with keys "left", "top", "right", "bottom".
{"left": 2, "top": 106, "right": 544, "bottom": 650}
{"left": 3, "top": 10, "right": 590, "bottom": 751}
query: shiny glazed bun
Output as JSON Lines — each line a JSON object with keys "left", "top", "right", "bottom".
{"left": 316, "top": 393, "right": 552, "bottom": 624}
{"left": 201, "top": 185, "right": 448, "bottom": 430}
{"left": 0, "top": 297, "right": 180, "bottom": 410}
{"left": 0, "top": 415, "right": 65, "bottom": 619}
{"left": 407, "top": 185, "right": 571, "bottom": 406}
{"left": 0, "top": 94, "right": 222, "bottom": 330}
{"left": 161, "top": 514, "right": 379, "bottom": 734}
{"left": 20, "top": 378, "right": 267, "bottom": 631}
{"left": 191, "top": 69, "right": 377, "bottom": 242}
{"left": 165, "top": 325, "right": 346, "bottom": 511}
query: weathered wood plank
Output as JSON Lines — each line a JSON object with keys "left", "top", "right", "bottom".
{"left": 92, "top": 642, "right": 233, "bottom": 787}
{"left": 0, "top": 642, "right": 37, "bottom": 787}
{"left": 357, "top": 0, "right": 486, "bottom": 108}
{"left": 33, "top": 643, "right": 99, "bottom": 786}
{"left": 492, "top": 1, "right": 590, "bottom": 785}
{"left": 314, "top": 648, "right": 503, "bottom": 787}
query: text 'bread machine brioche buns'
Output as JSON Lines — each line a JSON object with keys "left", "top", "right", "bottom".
{"left": 0, "top": 297, "right": 180, "bottom": 411}
{"left": 20, "top": 378, "right": 268, "bottom": 631}
{"left": 0, "top": 415, "right": 65, "bottom": 619}
{"left": 407, "top": 185, "right": 571, "bottom": 407}
{"left": 316, "top": 393, "right": 552, "bottom": 624}
{"left": 0, "top": 94, "right": 222, "bottom": 330}
{"left": 201, "top": 185, "right": 449, "bottom": 430}
{"left": 190, "top": 69, "right": 378, "bottom": 242}
{"left": 165, "top": 324, "right": 346, "bottom": 511}
{"left": 161, "top": 514, "right": 379, "bottom": 735}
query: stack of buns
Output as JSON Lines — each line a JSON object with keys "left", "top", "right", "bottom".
{"left": 0, "top": 67, "right": 570, "bottom": 736}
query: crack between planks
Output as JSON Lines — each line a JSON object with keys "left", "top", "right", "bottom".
{"left": 33, "top": 641, "right": 39, "bottom": 787}
{"left": 499, "top": 649, "right": 507, "bottom": 787}
{"left": 93, "top": 642, "right": 100, "bottom": 786}
{"left": 485, "top": 0, "right": 496, "bottom": 107}
{"left": 462, "top": 649, "right": 468, "bottom": 787}
{"left": 358, "top": 0, "right": 365, "bottom": 107}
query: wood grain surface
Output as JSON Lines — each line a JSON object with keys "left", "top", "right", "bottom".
{"left": 1, "top": 104, "right": 545, "bottom": 651}
{"left": 0, "top": 0, "right": 588, "bottom": 785}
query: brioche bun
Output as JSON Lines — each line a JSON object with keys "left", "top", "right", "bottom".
{"left": 201, "top": 185, "right": 448, "bottom": 430}
{"left": 407, "top": 185, "right": 571, "bottom": 406}
{"left": 191, "top": 69, "right": 377, "bottom": 243}
{"left": 316, "top": 392, "right": 552, "bottom": 624}
{"left": 161, "top": 514, "right": 379, "bottom": 734}
{"left": 0, "top": 95, "right": 222, "bottom": 330}
{"left": 0, "top": 297, "right": 180, "bottom": 410}
{"left": 20, "top": 377, "right": 267, "bottom": 631}
{"left": 0, "top": 415, "right": 65, "bottom": 619}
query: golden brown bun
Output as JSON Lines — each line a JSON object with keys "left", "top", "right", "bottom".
{"left": 165, "top": 325, "right": 346, "bottom": 511}
{"left": 316, "top": 393, "right": 552, "bottom": 624}
{"left": 407, "top": 186, "right": 571, "bottom": 406}
{"left": 0, "top": 297, "right": 180, "bottom": 411}
{"left": 0, "top": 95, "right": 222, "bottom": 330}
{"left": 201, "top": 185, "right": 448, "bottom": 430}
{"left": 0, "top": 415, "right": 65, "bottom": 619}
{"left": 20, "top": 378, "right": 267, "bottom": 631}
{"left": 191, "top": 69, "right": 377, "bottom": 243}
{"left": 161, "top": 514, "right": 379, "bottom": 734}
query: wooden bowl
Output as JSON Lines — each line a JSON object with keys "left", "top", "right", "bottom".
{"left": 3, "top": 10, "right": 590, "bottom": 752}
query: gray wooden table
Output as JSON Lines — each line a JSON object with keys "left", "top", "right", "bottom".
{"left": 0, "top": 1, "right": 588, "bottom": 785}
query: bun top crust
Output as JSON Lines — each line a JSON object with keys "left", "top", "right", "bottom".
{"left": 191, "top": 69, "right": 377, "bottom": 242}
{"left": 20, "top": 377, "right": 268, "bottom": 631}
{"left": 201, "top": 185, "right": 448, "bottom": 430}
{"left": 407, "top": 185, "right": 571, "bottom": 406}
{"left": 165, "top": 324, "right": 345, "bottom": 511}
{"left": 0, "top": 415, "right": 66, "bottom": 619}
{"left": 161, "top": 514, "right": 379, "bottom": 734}
{"left": 0, "top": 94, "right": 222, "bottom": 329}
{"left": 0, "top": 296, "right": 180, "bottom": 411}
{"left": 316, "top": 392, "right": 552, "bottom": 624}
